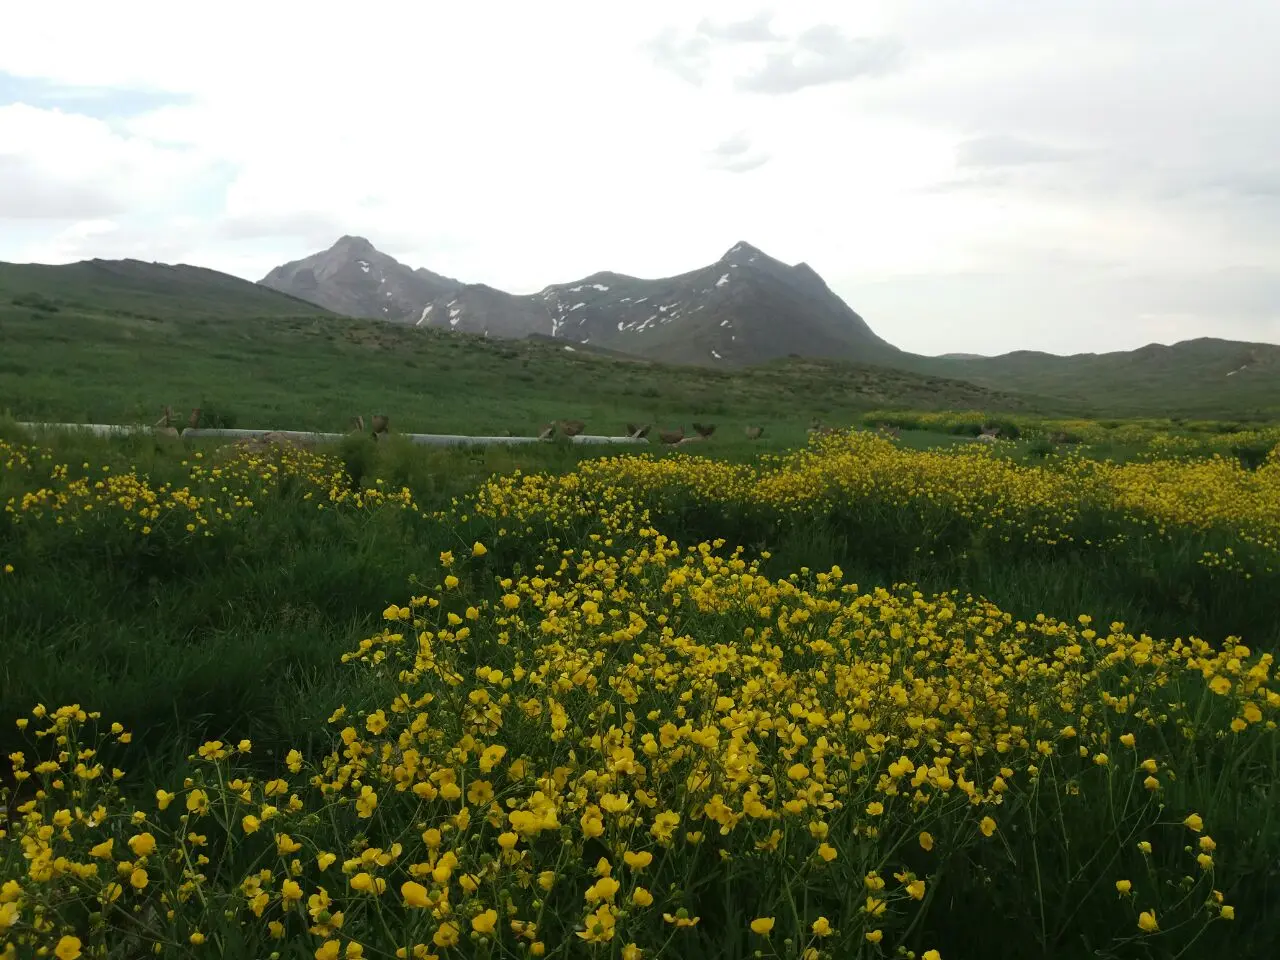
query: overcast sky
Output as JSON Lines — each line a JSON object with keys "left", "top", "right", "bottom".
{"left": 1, "top": 1, "right": 1277, "bottom": 356}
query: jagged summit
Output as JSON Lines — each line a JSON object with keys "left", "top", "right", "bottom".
{"left": 329, "top": 235, "right": 377, "bottom": 256}
{"left": 720, "top": 240, "right": 768, "bottom": 262}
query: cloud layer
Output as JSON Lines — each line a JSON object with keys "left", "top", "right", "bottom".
{"left": 1, "top": 0, "right": 1276, "bottom": 355}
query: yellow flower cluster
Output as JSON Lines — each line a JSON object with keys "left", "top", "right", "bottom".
{"left": 1, "top": 438, "right": 421, "bottom": 538}
{"left": 530, "top": 430, "right": 1280, "bottom": 575}
{"left": 3, "top": 520, "right": 1259, "bottom": 957}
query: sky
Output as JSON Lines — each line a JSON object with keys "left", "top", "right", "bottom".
{"left": 1, "top": 1, "right": 1277, "bottom": 356}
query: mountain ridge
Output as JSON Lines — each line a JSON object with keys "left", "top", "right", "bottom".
{"left": 261, "top": 237, "right": 901, "bottom": 367}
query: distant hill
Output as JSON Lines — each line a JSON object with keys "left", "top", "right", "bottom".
{"left": 921, "top": 338, "right": 1280, "bottom": 419}
{"left": 262, "top": 238, "right": 901, "bottom": 368}
{"left": 0, "top": 258, "right": 328, "bottom": 320}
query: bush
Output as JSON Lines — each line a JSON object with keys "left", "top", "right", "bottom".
{"left": 11, "top": 292, "right": 60, "bottom": 313}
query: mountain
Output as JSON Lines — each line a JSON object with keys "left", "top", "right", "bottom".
{"left": 0, "top": 258, "right": 328, "bottom": 321}
{"left": 7, "top": 243, "right": 1280, "bottom": 421}
{"left": 255, "top": 237, "right": 1280, "bottom": 416}
{"left": 264, "top": 238, "right": 899, "bottom": 367}
{"left": 517, "top": 241, "right": 901, "bottom": 366}
{"left": 259, "top": 236, "right": 462, "bottom": 324}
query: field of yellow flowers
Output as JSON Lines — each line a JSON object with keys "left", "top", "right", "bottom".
{"left": 3, "top": 425, "right": 1279, "bottom": 959}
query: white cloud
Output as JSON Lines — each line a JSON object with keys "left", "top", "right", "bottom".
{"left": 18, "top": 220, "right": 121, "bottom": 262}
{"left": 706, "top": 132, "right": 771, "bottom": 173}
{"left": 0, "top": 0, "right": 1276, "bottom": 355}
{"left": 0, "top": 104, "right": 214, "bottom": 219}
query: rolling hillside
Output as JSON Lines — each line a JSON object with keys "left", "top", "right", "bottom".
{"left": 0, "top": 258, "right": 329, "bottom": 320}
{"left": 922, "top": 339, "right": 1280, "bottom": 419}
{"left": 0, "top": 283, "right": 1034, "bottom": 436}
{"left": 4, "top": 249, "right": 1280, "bottom": 421}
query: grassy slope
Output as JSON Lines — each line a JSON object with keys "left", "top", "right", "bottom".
{"left": 0, "top": 297, "right": 1037, "bottom": 438}
{"left": 919, "top": 338, "right": 1280, "bottom": 419}
{"left": 0, "top": 259, "right": 329, "bottom": 319}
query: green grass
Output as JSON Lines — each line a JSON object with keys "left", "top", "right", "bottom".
{"left": 0, "top": 297, "right": 1037, "bottom": 435}
{"left": 919, "top": 337, "right": 1280, "bottom": 420}
{"left": 0, "top": 258, "right": 328, "bottom": 320}
{"left": 2, "top": 426, "right": 1278, "bottom": 959}
{"left": 4, "top": 250, "right": 1280, "bottom": 957}
{"left": 3, "top": 426, "right": 1274, "bottom": 760}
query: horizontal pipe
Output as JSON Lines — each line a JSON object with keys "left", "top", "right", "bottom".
{"left": 180, "top": 428, "right": 346, "bottom": 443}
{"left": 17, "top": 423, "right": 650, "bottom": 446}
{"left": 398, "top": 434, "right": 648, "bottom": 447}
{"left": 16, "top": 422, "right": 149, "bottom": 436}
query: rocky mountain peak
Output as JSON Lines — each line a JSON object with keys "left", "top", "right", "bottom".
{"left": 331, "top": 235, "right": 377, "bottom": 256}
{"left": 719, "top": 241, "right": 768, "bottom": 264}
{"left": 259, "top": 237, "right": 461, "bottom": 323}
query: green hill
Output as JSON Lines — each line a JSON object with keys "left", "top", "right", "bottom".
{"left": 0, "top": 258, "right": 330, "bottom": 321}
{"left": 921, "top": 338, "right": 1280, "bottom": 419}
{"left": 0, "top": 267, "right": 1031, "bottom": 438}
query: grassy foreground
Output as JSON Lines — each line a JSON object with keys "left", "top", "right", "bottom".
{"left": 2, "top": 424, "right": 1279, "bottom": 959}
{"left": 0, "top": 299, "right": 1032, "bottom": 438}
